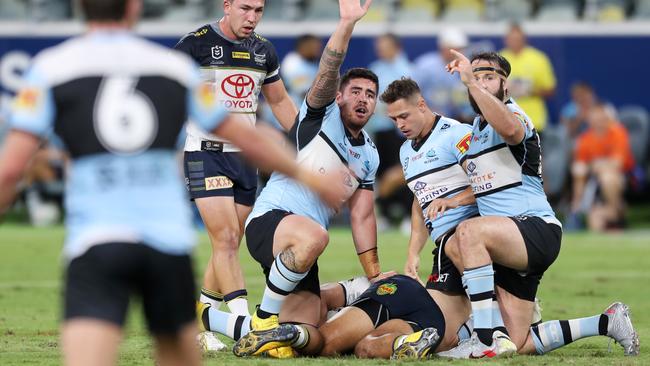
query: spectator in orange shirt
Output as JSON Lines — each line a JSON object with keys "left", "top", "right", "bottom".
{"left": 571, "top": 103, "right": 635, "bottom": 231}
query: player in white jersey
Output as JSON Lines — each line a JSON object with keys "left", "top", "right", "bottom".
{"left": 174, "top": 0, "right": 299, "bottom": 330}
{"left": 0, "top": 1, "right": 345, "bottom": 365}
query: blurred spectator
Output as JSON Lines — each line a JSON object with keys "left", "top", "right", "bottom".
{"left": 560, "top": 81, "right": 598, "bottom": 139}
{"left": 281, "top": 34, "right": 322, "bottom": 106}
{"left": 412, "top": 27, "right": 474, "bottom": 123}
{"left": 500, "top": 23, "right": 556, "bottom": 134}
{"left": 367, "top": 33, "right": 412, "bottom": 232}
{"left": 570, "top": 103, "right": 635, "bottom": 231}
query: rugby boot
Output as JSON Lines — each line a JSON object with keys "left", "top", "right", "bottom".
{"left": 391, "top": 327, "right": 440, "bottom": 359}
{"left": 437, "top": 330, "right": 517, "bottom": 359}
{"left": 233, "top": 322, "right": 299, "bottom": 357}
{"left": 195, "top": 301, "right": 227, "bottom": 352}
{"left": 603, "top": 302, "right": 640, "bottom": 356}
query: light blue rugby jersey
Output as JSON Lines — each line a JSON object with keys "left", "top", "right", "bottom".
{"left": 249, "top": 98, "right": 380, "bottom": 228}
{"left": 9, "top": 31, "right": 229, "bottom": 260}
{"left": 464, "top": 98, "right": 559, "bottom": 224}
{"left": 400, "top": 115, "right": 478, "bottom": 241}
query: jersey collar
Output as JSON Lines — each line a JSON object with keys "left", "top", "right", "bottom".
{"left": 345, "top": 126, "right": 366, "bottom": 146}
{"left": 411, "top": 114, "right": 441, "bottom": 151}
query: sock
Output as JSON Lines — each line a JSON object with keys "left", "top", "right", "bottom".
{"left": 463, "top": 264, "right": 495, "bottom": 345}
{"left": 530, "top": 314, "right": 608, "bottom": 354}
{"left": 206, "top": 307, "right": 251, "bottom": 341}
{"left": 200, "top": 288, "right": 223, "bottom": 310}
{"left": 457, "top": 319, "right": 473, "bottom": 341}
{"left": 224, "top": 289, "right": 250, "bottom": 316}
{"left": 492, "top": 293, "right": 508, "bottom": 335}
{"left": 258, "top": 253, "right": 309, "bottom": 318}
{"left": 291, "top": 324, "right": 310, "bottom": 349}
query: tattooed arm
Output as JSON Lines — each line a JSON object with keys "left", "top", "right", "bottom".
{"left": 306, "top": 0, "right": 372, "bottom": 109}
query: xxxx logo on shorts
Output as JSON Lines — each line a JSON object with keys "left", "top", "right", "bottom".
{"left": 376, "top": 283, "right": 397, "bottom": 296}
{"left": 205, "top": 176, "right": 233, "bottom": 190}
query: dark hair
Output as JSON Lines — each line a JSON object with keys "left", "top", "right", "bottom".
{"left": 470, "top": 51, "right": 511, "bottom": 78}
{"left": 80, "top": 0, "right": 127, "bottom": 21}
{"left": 296, "top": 34, "right": 320, "bottom": 48}
{"left": 380, "top": 77, "right": 421, "bottom": 104}
{"left": 572, "top": 81, "right": 593, "bottom": 93}
{"left": 378, "top": 33, "right": 401, "bottom": 48}
{"left": 339, "top": 68, "right": 379, "bottom": 93}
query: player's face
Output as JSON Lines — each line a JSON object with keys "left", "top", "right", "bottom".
{"left": 224, "top": 0, "right": 265, "bottom": 39}
{"left": 468, "top": 59, "right": 506, "bottom": 115}
{"left": 337, "top": 78, "right": 377, "bottom": 130}
{"left": 387, "top": 96, "right": 427, "bottom": 140}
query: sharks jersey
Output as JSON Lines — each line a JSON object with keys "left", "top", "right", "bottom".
{"left": 249, "top": 99, "right": 379, "bottom": 228}
{"left": 9, "top": 31, "right": 229, "bottom": 260}
{"left": 175, "top": 23, "right": 280, "bottom": 152}
{"left": 400, "top": 115, "right": 478, "bottom": 241}
{"left": 464, "top": 98, "right": 559, "bottom": 224}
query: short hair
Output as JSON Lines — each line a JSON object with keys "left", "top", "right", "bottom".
{"left": 296, "top": 34, "right": 320, "bottom": 48}
{"left": 470, "top": 51, "right": 512, "bottom": 78}
{"left": 380, "top": 77, "right": 421, "bottom": 104}
{"left": 339, "top": 68, "right": 379, "bottom": 94}
{"left": 378, "top": 33, "right": 401, "bottom": 49}
{"left": 572, "top": 81, "right": 593, "bottom": 93}
{"left": 80, "top": 0, "right": 127, "bottom": 21}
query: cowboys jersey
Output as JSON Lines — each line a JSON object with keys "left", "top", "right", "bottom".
{"left": 464, "top": 98, "right": 559, "bottom": 224}
{"left": 175, "top": 23, "right": 280, "bottom": 152}
{"left": 400, "top": 115, "right": 478, "bottom": 241}
{"left": 248, "top": 99, "right": 379, "bottom": 228}
{"left": 9, "top": 31, "right": 228, "bottom": 260}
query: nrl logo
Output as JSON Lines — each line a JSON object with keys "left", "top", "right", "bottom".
{"left": 376, "top": 283, "right": 397, "bottom": 296}
{"left": 211, "top": 46, "right": 223, "bottom": 60}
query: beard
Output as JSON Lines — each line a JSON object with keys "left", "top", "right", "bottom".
{"left": 469, "top": 81, "right": 506, "bottom": 115}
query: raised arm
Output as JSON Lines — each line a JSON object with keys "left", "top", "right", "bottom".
{"left": 306, "top": 0, "right": 372, "bottom": 109}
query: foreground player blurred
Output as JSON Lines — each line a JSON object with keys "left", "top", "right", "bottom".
{"left": 0, "top": 1, "right": 343, "bottom": 365}
{"left": 224, "top": 0, "right": 387, "bottom": 358}
{"left": 174, "top": 0, "right": 298, "bottom": 347}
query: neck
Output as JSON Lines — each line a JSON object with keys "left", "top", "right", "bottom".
{"left": 344, "top": 122, "right": 363, "bottom": 139}
{"left": 218, "top": 18, "right": 239, "bottom": 41}
{"left": 415, "top": 111, "right": 436, "bottom": 144}
{"left": 87, "top": 21, "right": 130, "bottom": 31}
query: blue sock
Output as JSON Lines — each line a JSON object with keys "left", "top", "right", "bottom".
{"left": 463, "top": 264, "right": 495, "bottom": 345}
{"left": 259, "top": 253, "right": 308, "bottom": 317}
{"left": 207, "top": 307, "right": 251, "bottom": 341}
{"left": 530, "top": 314, "right": 607, "bottom": 354}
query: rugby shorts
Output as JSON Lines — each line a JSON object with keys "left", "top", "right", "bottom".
{"left": 64, "top": 242, "right": 196, "bottom": 335}
{"left": 184, "top": 147, "right": 257, "bottom": 206}
{"left": 495, "top": 215, "right": 562, "bottom": 301}
{"left": 245, "top": 209, "right": 321, "bottom": 296}
{"left": 351, "top": 274, "right": 446, "bottom": 337}
{"left": 426, "top": 226, "right": 465, "bottom": 295}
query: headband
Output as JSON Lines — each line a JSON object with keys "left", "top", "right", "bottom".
{"left": 472, "top": 66, "right": 507, "bottom": 79}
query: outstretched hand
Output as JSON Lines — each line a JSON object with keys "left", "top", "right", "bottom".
{"left": 445, "top": 49, "right": 474, "bottom": 86}
{"left": 339, "top": 0, "right": 373, "bottom": 23}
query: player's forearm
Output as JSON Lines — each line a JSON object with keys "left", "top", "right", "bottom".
{"left": 269, "top": 94, "right": 299, "bottom": 131}
{"left": 452, "top": 186, "right": 476, "bottom": 206}
{"left": 306, "top": 20, "right": 356, "bottom": 108}
{"left": 468, "top": 82, "right": 524, "bottom": 145}
{"left": 408, "top": 200, "right": 429, "bottom": 257}
{"left": 351, "top": 210, "right": 380, "bottom": 279}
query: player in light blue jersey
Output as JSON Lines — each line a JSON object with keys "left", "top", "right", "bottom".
{"left": 0, "top": 1, "right": 344, "bottom": 365}
{"left": 222, "top": 0, "right": 392, "bottom": 359}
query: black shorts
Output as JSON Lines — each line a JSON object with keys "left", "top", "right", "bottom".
{"left": 184, "top": 149, "right": 257, "bottom": 206}
{"left": 64, "top": 242, "right": 196, "bottom": 335}
{"left": 352, "top": 274, "right": 445, "bottom": 338}
{"left": 245, "top": 209, "right": 320, "bottom": 296}
{"left": 495, "top": 216, "right": 562, "bottom": 301}
{"left": 426, "top": 228, "right": 464, "bottom": 295}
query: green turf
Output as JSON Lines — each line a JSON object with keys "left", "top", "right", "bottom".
{"left": 0, "top": 225, "right": 647, "bottom": 365}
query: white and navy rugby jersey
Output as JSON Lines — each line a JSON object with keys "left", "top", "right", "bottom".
{"left": 463, "top": 98, "right": 559, "bottom": 224}
{"left": 401, "top": 116, "right": 478, "bottom": 241}
{"left": 175, "top": 24, "right": 281, "bottom": 152}
{"left": 9, "top": 31, "right": 229, "bottom": 260}
{"left": 249, "top": 99, "right": 379, "bottom": 228}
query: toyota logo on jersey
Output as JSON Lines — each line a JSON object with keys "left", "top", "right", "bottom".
{"left": 221, "top": 74, "right": 254, "bottom": 99}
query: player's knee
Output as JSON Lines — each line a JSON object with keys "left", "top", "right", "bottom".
{"left": 303, "top": 226, "right": 329, "bottom": 258}
{"left": 353, "top": 338, "right": 374, "bottom": 358}
{"left": 212, "top": 226, "right": 241, "bottom": 250}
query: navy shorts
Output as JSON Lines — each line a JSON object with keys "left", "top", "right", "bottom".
{"left": 351, "top": 274, "right": 446, "bottom": 336}
{"left": 64, "top": 243, "right": 196, "bottom": 335}
{"left": 184, "top": 150, "right": 257, "bottom": 206}
{"left": 426, "top": 227, "right": 465, "bottom": 295}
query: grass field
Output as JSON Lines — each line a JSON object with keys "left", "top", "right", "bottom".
{"left": 0, "top": 224, "right": 648, "bottom": 365}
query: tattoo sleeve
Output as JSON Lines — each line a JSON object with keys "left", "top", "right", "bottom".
{"left": 306, "top": 47, "right": 346, "bottom": 109}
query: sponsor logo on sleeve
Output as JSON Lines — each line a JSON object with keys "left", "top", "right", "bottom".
{"left": 205, "top": 176, "right": 233, "bottom": 190}
{"left": 232, "top": 51, "right": 251, "bottom": 60}
{"left": 13, "top": 88, "right": 40, "bottom": 111}
{"left": 456, "top": 133, "right": 471, "bottom": 154}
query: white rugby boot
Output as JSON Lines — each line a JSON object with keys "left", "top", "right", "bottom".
{"left": 437, "top": 330, "right": 517, "bottom": 359}
{"left": 603, "top": 302, "right": 640, "bottom": 356}
{"left": 197, "top": 331, "right": 227, "bottom": 352}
